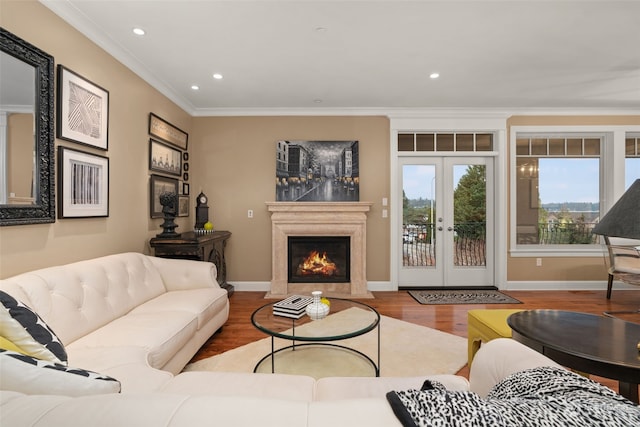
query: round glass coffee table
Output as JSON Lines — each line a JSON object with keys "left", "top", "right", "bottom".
{"left": 251, "top": 298, "right": 380, "bottom": 377}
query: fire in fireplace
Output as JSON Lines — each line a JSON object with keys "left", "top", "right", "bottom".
{"left": 288, "top": 236, "right": 350, "bottom": 283}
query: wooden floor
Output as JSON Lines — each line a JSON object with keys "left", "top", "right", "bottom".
{"left": 192, "top": 289, "right": 640, "bottom": 395}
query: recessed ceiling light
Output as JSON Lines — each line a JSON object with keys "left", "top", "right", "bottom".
{"left": 132, "top": 28, "right": 145, "bottom": 36}
{"left": 315, "top": 27, "right": 328, "bottom": 33}
{"left": 313, "top": 99, "right": 323, "bottom": 104}
{"left": 191, "top": 85, "right": 199, "bottom": 90}
{"left": 429, "top": 72, "right": 440, "bottom": 79}
{"left": 213, "top": 73, "right": 223, "bottom": 80}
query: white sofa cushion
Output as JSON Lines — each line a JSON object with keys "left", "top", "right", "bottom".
{"left": 308, "top": 398, "right": 402, "bottom": 427}
{"left": 160, "top": 371, "right": 317, "bottom": 401}
{"left": 314, "top": 374, "right": 470, "bottom": 401}
{"left": 67, "top": 346, "right": 173, "bottom": 393}
{"left": 0, "top": 350, "right": 121, "bottom": 397}
{"left": 129, "top": 288, "right": 227, "bottom": 330}
{"left": 0, "top": 391, "right": 311, "bottom": 427}
{"left": 1, "top": 391, "right": 73, "bottom": 425}
{"left": 170, "top": 396, "right": 310, "bottom": 427}
{"left": 67, "top": 311, "right": 197, "bottom": 369}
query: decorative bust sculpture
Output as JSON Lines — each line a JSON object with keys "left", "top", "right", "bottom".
{"left": 157, "top": 192, "right": 180, "bottom": 238}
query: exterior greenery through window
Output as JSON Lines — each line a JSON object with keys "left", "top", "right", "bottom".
{"left": 453, "top": 165, "right": 487, "bottom": 266}
{"left": 454, "top": 165, "right": 486, "bottom": 235}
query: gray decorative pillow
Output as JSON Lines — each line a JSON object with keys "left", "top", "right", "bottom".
{"left": 0, "top": 349, "right": 121, "bottom": 396}
{"left": 0, "top": 290, "right": 67, "bottom": 364}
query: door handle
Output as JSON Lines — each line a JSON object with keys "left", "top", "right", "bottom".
{"left": 437, "top": 226, "right": 443, "bottom": 231}
{"left": 447, "top": 227, "right": 453, "bottom": 231}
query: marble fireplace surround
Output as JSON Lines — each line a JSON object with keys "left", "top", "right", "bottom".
{"left": 265, "top": 202, "right": 373, "bottom": 299}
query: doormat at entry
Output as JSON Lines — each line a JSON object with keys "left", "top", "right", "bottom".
{"left": 408, "top": 289, "right": 522, "bottom": 305}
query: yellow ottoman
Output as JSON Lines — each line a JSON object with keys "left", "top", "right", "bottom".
{"left": 467, "top": 309, "right": 523, "bottom": 367}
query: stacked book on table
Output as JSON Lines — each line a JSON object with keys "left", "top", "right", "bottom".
{"left": 273, "top": 295, "right": 313, "bottom": 319}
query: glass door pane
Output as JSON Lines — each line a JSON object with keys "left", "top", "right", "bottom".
{"left": 402, "top": 164, "right": 436, "bottom": 267}
{"left": 399, "top": 160, "right": 443, "bottom": 287}
{"left": 452, "top": 164, "right": 486, "bottom": 267}
{"left": 444, "top": 158, "right": 493, "bottom": 287}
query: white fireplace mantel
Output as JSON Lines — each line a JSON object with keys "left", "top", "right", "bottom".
{"left": 265, "top": 202, "right": 373, "bottom": 299}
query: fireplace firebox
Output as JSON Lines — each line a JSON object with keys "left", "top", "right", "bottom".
{"left": 288, "top": 236, "right": 350, "bottom": 283}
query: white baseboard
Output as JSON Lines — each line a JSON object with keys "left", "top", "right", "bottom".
{"left": 503, "top": 281, "right": 639, "bottom": 291}
{"left": 230, "top": 281, "right": 270, "bottom": 292}
{"left": 229, "top": 281, "right": 396, "bottom": 292}
{"left": 364, "top": 281, "right": 395, "bottom": 291}
{"left": 230, "top": 280, "right": 639, "bottom": 292}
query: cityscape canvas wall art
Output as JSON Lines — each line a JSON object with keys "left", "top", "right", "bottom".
{"left": 275, "top": 140, "right": 359, "bottom": 202}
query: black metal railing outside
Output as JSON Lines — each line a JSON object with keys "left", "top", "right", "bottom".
{"left": 402, "top": 222, "right": 486, "bottom": 267}
{"left": 536, "top": 222, "right": 598, "bottom": 244}
{"left": 403, "top": 221, "right": 599, "bottom": 267}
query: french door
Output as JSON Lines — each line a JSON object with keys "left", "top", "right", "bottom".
{"left": 399, "top": 156, "right": 494, "bottom": 288}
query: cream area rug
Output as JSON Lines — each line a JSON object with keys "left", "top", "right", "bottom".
{"left": 184, "top": 308, "right": 467, "bottom": 379}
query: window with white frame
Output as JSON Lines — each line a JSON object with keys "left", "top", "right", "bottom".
{"left": 512, "top": 128, "right": 640, "bottom": 255}
{"left": 514, "top": 133, "right": 602, "bottom": 248}
{"left": 626, "top": 134, "right": 640, "bottom": 189}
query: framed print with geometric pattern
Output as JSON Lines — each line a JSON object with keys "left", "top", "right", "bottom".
{"left": 57, "top": 65, "right": 109, "bottom": 150}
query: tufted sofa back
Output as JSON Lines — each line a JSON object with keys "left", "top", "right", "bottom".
{"left": 0, "top": 253, "right": 167, "bottom": 345}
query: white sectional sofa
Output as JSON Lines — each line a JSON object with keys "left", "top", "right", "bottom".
{"left": 0, "top": 252, "right": 230, "bottom": 392}
{"left": 2, "top": 253, "right": 636, "bottom": 426}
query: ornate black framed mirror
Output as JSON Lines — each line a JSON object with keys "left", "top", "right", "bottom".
{"left": 0, "top": 28, "right": 55, "bottom": 226}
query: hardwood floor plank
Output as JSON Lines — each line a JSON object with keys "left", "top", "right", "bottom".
{"left": 192, "top": 290, "right": 640, "bottom": 396}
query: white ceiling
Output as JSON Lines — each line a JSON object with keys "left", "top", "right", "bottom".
{"left": 41, "top": 0, "right": 640, "bottom": 116}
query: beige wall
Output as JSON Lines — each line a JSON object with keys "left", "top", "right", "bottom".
{"left": 190, "top": 116, "right": 390, "bottom": 282}
{"left": 0, "top": 1, "right": 192, "bottom": 277}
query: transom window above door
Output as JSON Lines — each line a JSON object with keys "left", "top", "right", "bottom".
{"left": 398, "top": 133, "right": 493, "bottom": 152}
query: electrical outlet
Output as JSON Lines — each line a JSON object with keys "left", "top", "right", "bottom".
{"left": 247, "top": 209, "right": 253, "bottom": 218}
{"left": 536, "top": 258, "right": 542, "bottom": 267}
{"left": 382, "top": 197, "right": 388, "bottom": 206}
{"left": 382, "top": 209, "right": 388, "bottom": 218}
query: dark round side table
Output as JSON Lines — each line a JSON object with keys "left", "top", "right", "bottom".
{"left": 507, "top": 309, "right": 640, "bottom": 403}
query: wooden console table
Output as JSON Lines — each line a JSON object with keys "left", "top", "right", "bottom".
{"left": 150, "top": 231, "right": 233, "bottom": 295}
